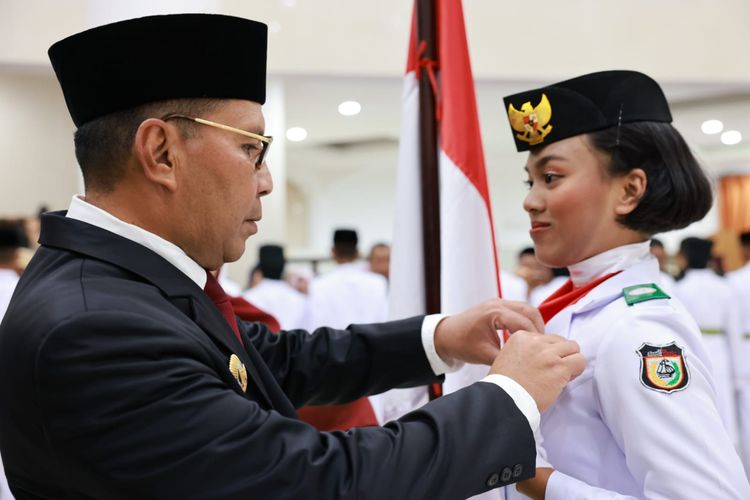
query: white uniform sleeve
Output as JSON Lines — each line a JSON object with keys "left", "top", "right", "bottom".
{"left": 545, "top": 471, "right": 637, "bottom": 500}
{"left": 559, "top": 306, "right": 750, "bottom": 499}
{"left": 727, "top": 291, "right": 750, "bottom": 385}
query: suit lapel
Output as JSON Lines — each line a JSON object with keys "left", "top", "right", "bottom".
{"left": 40, "top": 212, "right": 276, "bottom": 409}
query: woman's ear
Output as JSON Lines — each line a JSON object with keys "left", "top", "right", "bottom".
{"left": 615, "top": 168, "right": 647, "bottom": 216}
{"left": 133, "top": 118, "right": 180, "bottom": 192}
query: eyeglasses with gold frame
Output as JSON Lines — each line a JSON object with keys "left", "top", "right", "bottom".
{"left": 163, "top": 113, "right": 273, "bottom": 166}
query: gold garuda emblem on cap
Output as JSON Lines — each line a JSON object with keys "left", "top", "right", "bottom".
{"left": 229, "top": 354, "right": 248, "bottom": 393}
{"left": 508, "top": 93, "right": 553, "bottom": 145}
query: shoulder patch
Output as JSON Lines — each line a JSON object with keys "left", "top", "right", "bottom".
{"left": 636, "top": 342, "right": 690, "bottom": 393}
{"left": 622, "top": 283, "right": 670, "bottom": 306}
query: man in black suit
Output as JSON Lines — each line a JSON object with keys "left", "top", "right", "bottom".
{"left": 0, "top": 14, "right": 584, "bottom": 499}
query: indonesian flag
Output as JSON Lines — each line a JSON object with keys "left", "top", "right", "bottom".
{"left": 372, "top": 0, "right": 502, "bottom": 424}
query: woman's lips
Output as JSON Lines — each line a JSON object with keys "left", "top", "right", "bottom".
{"left": 529, "top": 221, "right": 551, "bottom": 234}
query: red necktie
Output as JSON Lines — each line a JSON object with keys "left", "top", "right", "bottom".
{"left": 204, "top": 271, "right": 243, "bottom": 345}
{"left": 538, "top": 272, "right": 621, "bottom": 323}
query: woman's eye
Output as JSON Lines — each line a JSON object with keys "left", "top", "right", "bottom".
{"left": 544, "top": 173, "right": 558, "bottom": 184}
{"left": 523, "top": 179, "right": 533, "bottom": 189}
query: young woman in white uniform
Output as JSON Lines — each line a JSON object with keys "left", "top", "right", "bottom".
{"left": 502, "top": 71, "right": 750, "bottom": 499}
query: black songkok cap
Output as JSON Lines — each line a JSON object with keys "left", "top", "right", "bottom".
{"left": 503, "top": 70, "right": 672, "bottom": 152}
{"left": 48, "top": 14, "right": 268, "bottom": 127}
{"left": 259, "top": 244, "right": 285, "bottom": 280}
{"left": 680, "top": 237, "right": 713, "bottom": 269}
{"left": 333, "top": 229, "right": 358, "bottom": 246}
{"left": 0, "top": 222, "right": 26, "bottom": 249}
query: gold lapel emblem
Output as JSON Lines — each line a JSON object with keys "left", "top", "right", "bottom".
{"left": 229, "top": 354, "right": 248, "bottom": 393}
{"left": 508, "top": 93, "right": 553, "bottom": 145}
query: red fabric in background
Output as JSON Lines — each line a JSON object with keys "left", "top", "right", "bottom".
{"left": 230, "top": 295, "right": 378, "bottom": 431}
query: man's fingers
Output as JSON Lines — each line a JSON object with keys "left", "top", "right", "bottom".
{"left": 547, "top": 338, "right": 581, "bottom": 358}
{"left": 496, "top": 300, "right": 545, "bottom": 333}
{"left": 494, "top": 307, "right": 538, "bottom": 335}
{"left": 561, "top": 352, "right": 587, "bottom": 380}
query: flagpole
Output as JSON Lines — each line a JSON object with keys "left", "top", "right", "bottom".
{"left": 416, "top": 0, "right": 442, "bottom": 400}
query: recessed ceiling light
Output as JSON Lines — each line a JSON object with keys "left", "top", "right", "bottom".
{"left": 286, "top": 127, "right": 308, "bottom": 142}
{"left": 282, "top": 0, "right": 296, "bottom": 7}
{"left": 721, "top": 130, "right": 742, "bottom": 145}
{"left": 338, "top": 100, "right": 362, "bottom": 116}
{"left": 701, "top": 119, "right": 723, "bottom": 135}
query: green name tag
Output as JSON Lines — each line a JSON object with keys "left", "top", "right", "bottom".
{"left": 623, "top": 283, "right": 670, "bottom": 306}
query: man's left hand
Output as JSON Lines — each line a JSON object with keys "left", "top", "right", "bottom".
{"left": 434, "top": 299, "right": 544, "bottom": 365}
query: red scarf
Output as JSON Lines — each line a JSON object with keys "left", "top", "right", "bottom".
{"left": 538, "top": 272, "right": 620, "bottom": 324}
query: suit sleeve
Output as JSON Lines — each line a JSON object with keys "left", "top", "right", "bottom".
{"left": 36, "top": 311, "right": 535, "bottom": 500}
{"left": 239, "top": 316, "right": 440, "bottom": 407}
{"left": 546, "top": 302, "right": 750, "bottom": 500}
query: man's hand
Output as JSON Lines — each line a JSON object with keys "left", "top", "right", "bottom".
{"left": 434, "top": 299, "right": 544, "bottom": 366}
{"left": 516, "top": 467, "right": 555, "bottom": 500}
{"left": 491, "top": 332, "right": 585, "bottom": 412}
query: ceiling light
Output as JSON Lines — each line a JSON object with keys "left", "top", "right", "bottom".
{"left": 338, "top": 101, "right": 362, "bottom": 116}
{"left": 286, "top": 127, "right": 308, "bottom": 142}
{"left": 282, "top": 0, "right": 296, "bottom": 7}
{"left": 721, "top": 130, "right": 742, "bottom": 145}
{"left": 701, "top": 119, "right": 723, "bottom": 135}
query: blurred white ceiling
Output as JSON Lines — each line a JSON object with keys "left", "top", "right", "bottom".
{"left": 2, "top": 0, "right": 750, "bottom": 171}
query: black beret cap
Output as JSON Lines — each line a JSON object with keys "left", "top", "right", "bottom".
{"left": 48, "top": 14, "right": 267, "bottom": 127}
{"left": 503, "top": 70, "right": 672, "bottom": 152}
{"left": 333, "top": 229, "right": 358, "bottom": 245}
{"left": 0, "top": 222, "right": 26, "bottom": 249}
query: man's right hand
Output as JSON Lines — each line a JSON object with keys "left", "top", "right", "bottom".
{"left": 491, "top": 332, "right": 585, "bottom": 412}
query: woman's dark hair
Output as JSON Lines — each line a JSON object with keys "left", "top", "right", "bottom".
{"left": 587, "top": 122, "right": 713, "bottom": 235}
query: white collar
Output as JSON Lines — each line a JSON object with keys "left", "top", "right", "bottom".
{"left": 568, "top": 241, "right": 653, "bottom": 287}
{"left": 66, "top": 195, "right": 207, "bottom": 288}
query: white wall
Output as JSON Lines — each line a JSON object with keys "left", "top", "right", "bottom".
{"left": 0, "top": 70, "right": 79, "bottom": 215}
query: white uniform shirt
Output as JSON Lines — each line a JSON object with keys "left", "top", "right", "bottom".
{"left": 727, "top": 262, "right": 750, "bottom": 472}
{"left": 308, "top": 263, "right": 389, "bottom": 330}
{"left": 0, "top": 269, "right": 19, "bottom": 321}
{"left": 0, "top": 272, "right": 19, "bottom": 498}
{"left": 516, "top": 242, "right": 749, "bottom": 499}
{"left": 674, "top": 268, "right": 744, "bottom": 445}
{"left": 500, "top": 270, "right": 528, "bottom": 303}
{"left": 242, "top": 278, "right": 309, "bottom": 330}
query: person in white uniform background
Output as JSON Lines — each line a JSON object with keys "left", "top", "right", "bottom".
{"left": 307, "top": 229, "right": 388, "bottom": 330}
{"left": 502, "top": 70, "right": 750, "bottom": 499}
{"left": 0, "top": 221, "right": 22, "bottom": 500}
{"left": 674, "top": 237, "right": 744, "bottom": 448}
{"left": 242, "top": 244, "right": 309, "bottom": 330}
{"left": 366, "top": 242, "right": 391, "bottom": 282}
{"left": 528, "top": 267, "right": 569, "bottom": 307}
{"left": 727, "top": 231, "right": 750, "bottom": 473}
{"left": 649, "top": 237, "right": 676, "bottom": 294}
{"left": 0, "top": 222, "right": 25, "bottom": 321}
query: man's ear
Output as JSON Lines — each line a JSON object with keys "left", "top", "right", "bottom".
{"left": 614, "top": 168, "right": 647, "bottom": 216}
{"left": 133, "top": 118, "right": 181, "bottom": 192}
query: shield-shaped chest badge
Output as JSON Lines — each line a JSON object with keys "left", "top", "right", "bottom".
{"left": 637, "top": 342, "right": 690, "bottom": 393}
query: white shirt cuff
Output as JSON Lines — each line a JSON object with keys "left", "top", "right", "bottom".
{"left": 421, "top": 314, "right": 463, "bottom": 375}
{"left": 480, "top": 374, "right": 540, "bottom": 432}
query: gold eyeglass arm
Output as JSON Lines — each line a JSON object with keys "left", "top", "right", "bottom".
{"left": 191, "top": 117, "right": 273, "bottom": 143}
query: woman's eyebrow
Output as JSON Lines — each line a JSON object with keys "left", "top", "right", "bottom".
{"left": 527, "top": 154, "right": 567, "bottom": 172}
